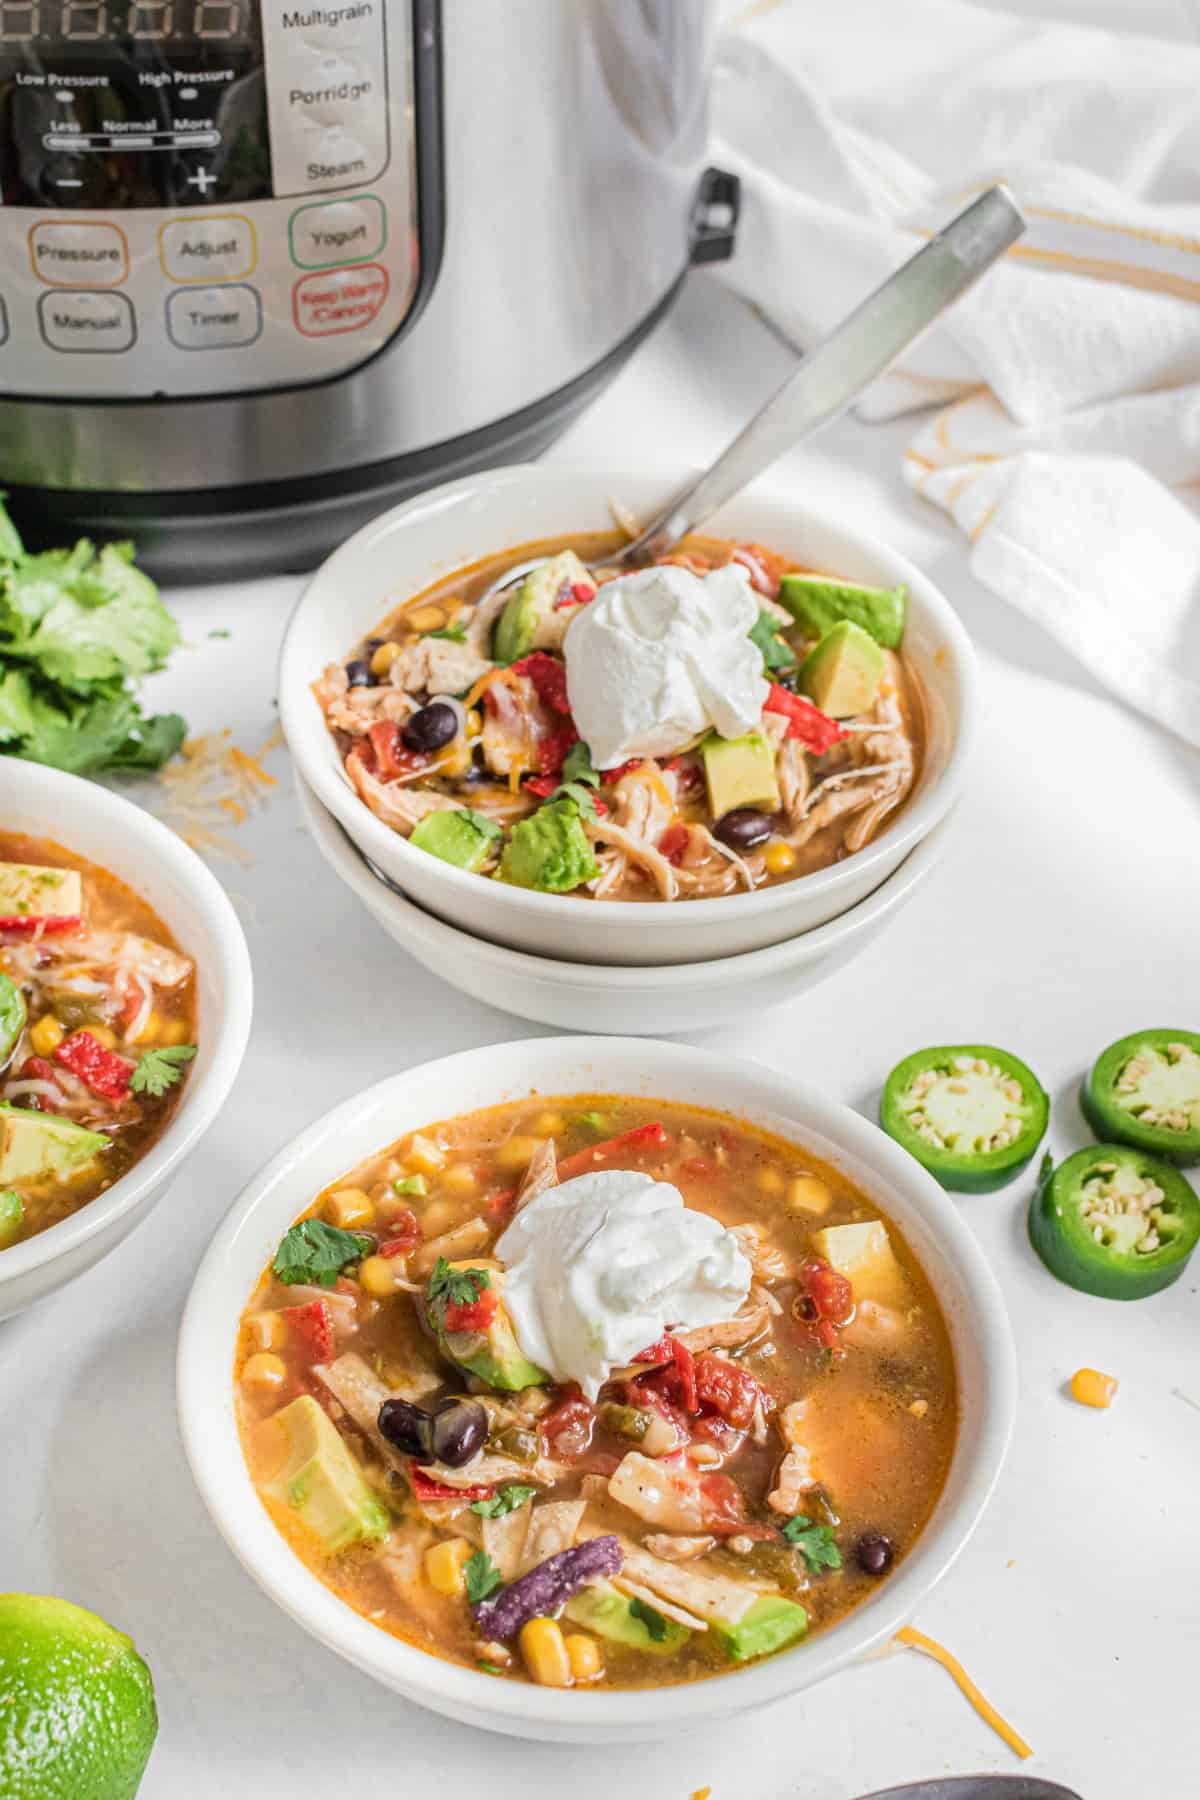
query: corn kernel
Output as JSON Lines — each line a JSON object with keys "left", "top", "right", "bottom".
{"left": 464, "top": 707, "right": 483, "bottom": 741}
{"left": 424, "top": 1538, "right": 472, "bottom": 1597}
{"left": 86, "top": 1023, "right": 117, "bottom": 1049}
{"left": 407, "top": 1133, "right": 445, "bottom": 1175}
{"left": 755, "top": 1166, "right": 785, "bottom": 1195}
{"left": 1070, "top": 1367, "right": 1118, "bottom": 1410}
{"left": 359, "top": 1254, "right": 406, "bottom": 1298}
{"left": 29, "top": 1014, "right": 64, "bottom": 1056}
{"left": 370, "top": 640, "right": 402, "bottom": 678}
{"left": 495, "top": 1135, "right": 545, "bottom": 1174}
{"left": 440, "top": 1163, "right": 478, "bottom": 1195}
{"left": 248, "top": 1311, "right": 284, "bottom": 1352}
{"left": 764, "top": 839, "right": 797, "bottom": 876}
{"left": 327, "top": 1186, "right": 374, "bottom": 1231}
{"left": 565, "top": 1634, "right": 604, "bottom": 1682}
{"left": 534, "top": 1111, "right": 567, "bottom": 1137}
{"left": 407, "top": 603, "right": 445, "bottom": 632}
{"left": 787, "top": 1175, "right": 833, "bottom": 1216}
{"left": 161, "top": 1016, "right": 191, "bottom": 1046}
{"left": 519, "top": 1617, "right": 573, "bottom": 1688}
{"left": 242, "top": 1352, "right": 287, "bottom": 1391}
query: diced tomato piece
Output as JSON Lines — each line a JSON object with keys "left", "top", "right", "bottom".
{"left": 557, "top": 1122, "right": 669, "bottom": 1181}
{"left": 379, "top": 1209, "right": 419, "bottom": 1258}
{"left": 0, "top": 915, "right": 82, "bottom": 937}
{"left": 555, "top": 580, "right": 596, "bottom": 610}
{"left": 54, "top": 1030, "right": 132, "bottom": 1102}
{"left": 510, "top": 652, "right": 571, "bottom": 715}
{"left": 668, "top": 1336, "right": 698, "bottom": 1412}
{"left": 367, "top": 720, "right": 430, "bottom": 782}
{"left": 801, "top": 1257, "right": 855, "bottom": 1325}
{"left": 694, "top": 1353, "right": 761, "bottom": 1429}
{"left": 523, "top": 775, "right": 557, "bottom": 798}
{"left": 600, "top": 758, "right": 642, "bottom": 785}
{"left": 286, "top": 1299, "right": 335, "bottom": 1364}
{"left": 486, "top": 1187, "right": 517, "bottom": 1224}
{"left": 536, "top": 721, "right": 579, "bottom": 778}
{"left": 541, "top": 1387, "right": 596, "bottom": 1460}
{"left": 690, "top": 1411, "right": 745, "bottom": 1452}
{"left": 442, "top": 1283, "right": 499, "bottom": 1334}
{"left": 657, "top": 823, "right": 690, "bottom": 865}
{"left": 764, "top": 684, "right": 848, "bottom": 755}
{"left": 409, "top": 1467, "right": 495, "bottom": 1503}
{"left": 633, "top": 1337, "right": 672, "bottom": 1366}
{"left": 21, "top": 1056, "right": 58, "bottom": 1084}
{"left": 699, "top": 1472, "right": 748, "bottom": 1537}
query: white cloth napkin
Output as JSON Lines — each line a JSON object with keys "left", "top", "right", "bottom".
{"left": 711, "top": 0, "right": 1200, "bottom": 747}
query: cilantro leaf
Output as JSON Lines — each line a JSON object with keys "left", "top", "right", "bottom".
{"left": 426, "top": 1256, "right": 491, "bottom": 1310}
{"left": 129, "top": 1043, "right": 197, "bottom": 1097}
{"left": 781, "top": 1515, "right": 842, "bottom": 1572}
{"left": 464, "top": 1551, "right": 503, "bottom": 1607}
{"left": 273, "top": 1218, "right": 373, "bottom": 1288}
{"left": 470, "top": 1484, "right": 536, "bottom": 1519}
{"left": 547, "top": 778, "right": 599, "bottom": 820}
{"left": 560, "top": 741, "right": 600, "bottom": 788}
{"left": 425, "top": 624, "right": 467, "bottom": 642}
{"left": 629, "top": 1596, "right": 669, "bottom": 1642}
{"left": 749, "top": 610, "right": 797, "bottom": 673}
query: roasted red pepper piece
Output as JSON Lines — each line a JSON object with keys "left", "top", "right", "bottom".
{"left": 286, "top": 1299, "right": 335, "bottom": 1364}
{"left": 523, "top": 774, "right": 557, "bottom": 798}
{"left": 409, "top": 1467, "right": 495, "bottom": 1503}
{"left": 54, "top": 1030, "right": 132, "bottom": 1102}
{"left": 442, "top": 1282, "right": 499, "bottom": 1334}
{"left": 557, "top": 1121, "right": 669, "bottom": 1182}
{"left": 657, "top": 823, "right": 690, "bottom": 865}
{"left": 379, "top": 1209, "right": 420, "bottom": 1258}
{"left": 694, "top": 1353, "right": 761, "bottom": 1429}
{"left": 0, "top": 915, "right": 82, "bottom": 937}
{"left": 764, "top": 683, "right": 848, "bottom": 755}
{"left": 536, "top": 721, "right": 580, "bottom": 778}
{"left": 510, "top": 651, "right": 571, "bottom": 715}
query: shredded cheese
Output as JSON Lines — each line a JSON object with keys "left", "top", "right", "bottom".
{"left": 144, "top": 725, "right": 283, "bottom": 865}
{"left": 895, "top": 1626, "right": 1032, "bottom": 1761}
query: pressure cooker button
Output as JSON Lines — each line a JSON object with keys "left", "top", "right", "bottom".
{"left": 159, "top": 216, "right": 257, "bottom": 283}
{"left": 292, "top": 264, "right": 389, "bottom": 336}
{"left": 29, "top": 220, "right": 129, "bottom": 288}
{"left": 288, "top": 196, "right": 386, "bottom": 270}
{"left": 37, "top": 290, "right": 135, "bottom": 354}
{"left": 165, "top": 285, "right": 263, "bottom": 351}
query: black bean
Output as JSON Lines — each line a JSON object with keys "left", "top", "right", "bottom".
{"left": 855, "top": 1531, "right": 894, "bottom": 1576}
{"left": 345, "top": 658, "right": 374, "bottom": 688}
{"left": 715, "top": 808, "right": 774, "bottom": 851}
{"left": 378, "top": 1398, "right": 432, "bottom": 1459}
{"left": 430, "top": 1398, "right": 489, "bottom": 1468}
{"left": 402, "top": 701, "right": 459, "bottom": 753}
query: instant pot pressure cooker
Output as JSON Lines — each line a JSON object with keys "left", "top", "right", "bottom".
{"left": 0, "top": 0, "right": 735, "bottom": 578}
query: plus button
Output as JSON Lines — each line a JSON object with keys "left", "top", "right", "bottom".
{"left": 187, "top": 167, "right": 218, "bottom": 194}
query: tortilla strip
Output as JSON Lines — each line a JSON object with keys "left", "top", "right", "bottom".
{"left": 519, "top": 1499, "right": 586, "bottom": 1574}
{"left": 612, "top": 1576, "right": 708, "bottom": 1632}
{"left": 614, "top": 1539, "right": 759, "bottom": 1625}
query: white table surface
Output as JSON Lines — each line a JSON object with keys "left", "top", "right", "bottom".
{"left": 5, "top": 273, "right": 1198, "bottom": 1800}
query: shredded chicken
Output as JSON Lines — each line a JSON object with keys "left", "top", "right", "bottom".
{"left": 479, "top": 674, "right": 551, "bottom": 782}
{"left": 732, "top": 1223, "right": 789, "bottom": 1284}
{"left": 387, "top": 635, "right": 492, "bottom": 697}
{"left": 345, "top": 750, "right": 465, "bottom": 837}
{"left": 320, "top": 670, "right": 414, "bottom": 736}
{"left": 777, "top": 738, "right": 811, "bottom": 827}
{"left": 585, "top": 814, "right": 678, "bottom": 900}
{"left": 767, "top": 1401, "right": 818, "bottom": 1514}
{"left": 673, "top": 1297, "right": 771, "bottom": 1355}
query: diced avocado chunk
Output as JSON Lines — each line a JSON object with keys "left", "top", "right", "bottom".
{"left": 779, "top": 573, "right": 906, "bottom": 650}
{"left": 493, "top": 552, "right": 596, "bottom": 663}
{"left": 811, "top": 1220, "right": 910, "bottom": 1308}
{"left": 701, "top": 730, "right": 780, "bottom": 819}
{"left": 564, "top": 1580, "right": 690, "bottom": 1655}
{"left": 499, "top": 798, "right": 598, "bottom": 894}
{"left": 262, "top": 1394, "right": 390, "bottom": 1553}
{"left": 712, "top": 1594, "right": 808, "bottom": 1662}
{"left": 0, "top": 1104, "right": 106, "bottom": 1186}
{"left": 440, "top": 1305, "right": 548, "bottom": 1392}
{"left": 800, "top": 621, "right": 885, "bottom": 718}
{"left": 0, "top": 1188, "right": 23, "bottom": 1250}
{"left": 0, "top": 862, "right": 83, "bottom": 920}
{"left": 409, "top": 808, "right": 500, "bottom": 873}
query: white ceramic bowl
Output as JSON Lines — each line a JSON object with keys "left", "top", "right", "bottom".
{"left": 279, "top": 466, "right": 977, "bottom": 966}
{"left": 0, "top": 761, "right": 253, "bottom": 1319}
{"left": 298, "top": 773, "right": 951, "bottom": 1034}
{"left": 178, "top": 1036, "right": 1015, "bottom": 1743}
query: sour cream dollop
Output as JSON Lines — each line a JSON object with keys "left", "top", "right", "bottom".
{"left": 495, "top": 1168, "right": 752, "bottom": 1399}
{"left": 563, "top": 562, "right": 769, "bottom": 769}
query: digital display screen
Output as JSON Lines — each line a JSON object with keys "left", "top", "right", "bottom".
{"left": 0, "top": 2, "right": 252, "bottom": 44}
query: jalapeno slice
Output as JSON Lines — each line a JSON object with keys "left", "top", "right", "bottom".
{"left": 880, "top": 1044, "right": 1049, "bottom": 1193}
{"left": 1082, "top": 1029, "right": 1200, "bottom": 1167}
{"left": 1029, "top": 1145, "right": 1200, "bottom": 1299}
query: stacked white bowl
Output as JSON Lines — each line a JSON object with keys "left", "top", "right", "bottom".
{"left": 280, "top": 468, "right": 976, "bottom": 1032}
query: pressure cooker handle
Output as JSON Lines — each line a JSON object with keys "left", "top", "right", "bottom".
{"left": 689, "top": 166, "right": 741, "bottom": 264}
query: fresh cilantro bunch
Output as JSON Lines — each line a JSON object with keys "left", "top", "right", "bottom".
{"left": 0, "top": 496, "right": 186, "bottom": 775}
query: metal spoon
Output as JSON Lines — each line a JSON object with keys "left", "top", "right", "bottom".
{"left": 856, "top": 1780, "right": 1083, "bottom": 1800}
{"left": 482, "top": 183, "right": 1024, "bottom": 602}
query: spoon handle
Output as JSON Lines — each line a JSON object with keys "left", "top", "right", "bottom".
{"left": 857, "top": 1781, "right": 1084, "bottom": 1800}
{"left": 619, "top": 184, "right": 1024, "bottom": 564}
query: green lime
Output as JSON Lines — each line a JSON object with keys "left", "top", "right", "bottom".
{"left": 0, "top": 1594, "right": 157, "bottom": 1800}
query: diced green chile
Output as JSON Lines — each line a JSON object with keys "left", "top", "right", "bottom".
{"left": 1081, "top": 1029, "right": 1200, "bottom": 1167}
{"left": 880, "top": 1044, "right": 1049, "bottom": 1192}
{"left": 0, "top": 974, "right": 26, "bottom": 1069}
{"left": 1028, "top": 1145, "right": 1200, "bottom": 1299}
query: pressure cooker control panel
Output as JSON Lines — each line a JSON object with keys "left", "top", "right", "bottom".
{"left": 0, "top": 1, "right": 423, "bottom": 398}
